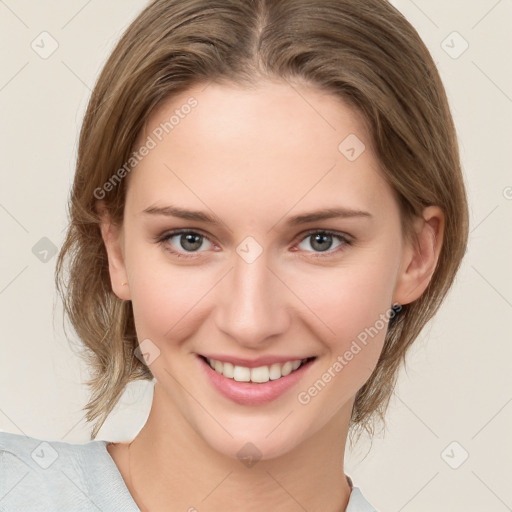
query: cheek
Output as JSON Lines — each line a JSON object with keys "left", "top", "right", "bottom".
{"left": 291, "top": 265, "right": 397, "bottom": 421}
{"left": 295, "top": 259, "right": 396, "bottom": 334}
{"left": 290, "top": 253, "right": 399, "bottom": 378}
{"left": 126, "top": 242, "right": 215, "bottom": 343}
{"left": 132, "top": 276, "right": 214, "bottom": 345}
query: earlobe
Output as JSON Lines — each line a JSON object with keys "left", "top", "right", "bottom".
{"left": 392, "top": 206, "right": 444, "bottom": 305}
{"left": 97, "top": 202, "right": 131, "bottom": 301}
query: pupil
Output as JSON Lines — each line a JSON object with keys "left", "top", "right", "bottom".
{"left": 181, "top": 233, "right": 202, "bottom": 251}
{"left": 311, "top": 233, "right": 332, "bottom": 252}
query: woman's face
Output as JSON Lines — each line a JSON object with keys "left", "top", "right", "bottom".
{"left": 101, "top": 80, "right": 426, "bottom": 460}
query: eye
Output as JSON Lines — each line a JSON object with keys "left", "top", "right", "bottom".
{"left": 156, "top": 228, "right": 352, "bottom": 259}
{"left": 295, "top": 230, "right": 351, "bottom": 256}
{"left": 157, "top": 230, "right": 215, "bottom": 258}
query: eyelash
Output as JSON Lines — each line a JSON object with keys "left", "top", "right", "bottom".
{"left": 155, "top": 228, "right": 353, "bottom": 260}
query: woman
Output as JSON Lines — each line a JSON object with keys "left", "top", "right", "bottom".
{"left": 0, "top": 0, "right": 468, "bottom": 510}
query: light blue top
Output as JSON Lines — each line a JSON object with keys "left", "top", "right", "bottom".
{"left": 0, "top": 430, "right": 378, "bottom": 511}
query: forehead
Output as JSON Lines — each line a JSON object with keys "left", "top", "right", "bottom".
{"left": 126, "top": 80, "right": 394, "bottom": 221}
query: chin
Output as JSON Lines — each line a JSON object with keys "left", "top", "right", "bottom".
{"left": 205, "top": 429, "right": 304, "bottom": 464}
{"left": 190, "top": 408, "right": 317, "bottom": 464}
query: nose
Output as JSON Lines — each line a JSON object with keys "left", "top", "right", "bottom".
{"left": 213, "top": 248, "right": 291, "bottom": 349}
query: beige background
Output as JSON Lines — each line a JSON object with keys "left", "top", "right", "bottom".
{"left": 0, "top": 1, "right": 511, "bottom": 511}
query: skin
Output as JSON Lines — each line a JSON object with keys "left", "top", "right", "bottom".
{"left": 99, "top": 80, "right": 444, "bottom": 512}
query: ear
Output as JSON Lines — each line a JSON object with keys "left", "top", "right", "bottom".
{"left": 96, "top": 200, "right": 131, "bottom": 301}
{"left": 392, "top": 206, "right": 444, "bottom": 305}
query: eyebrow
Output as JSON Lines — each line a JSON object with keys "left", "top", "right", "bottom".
{"left": 142, "top": 204, "right": 372, "bottom": 226}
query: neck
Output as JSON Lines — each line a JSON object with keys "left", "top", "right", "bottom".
{"left": 126, "top": 383, "right": 353, "bottom": 512}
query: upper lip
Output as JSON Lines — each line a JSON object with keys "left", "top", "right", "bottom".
{"left": 198, "top": 353, "right": 315, "bottom": 368}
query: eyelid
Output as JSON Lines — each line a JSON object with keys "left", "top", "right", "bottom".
{"left": 155, "top": 228, "right": 217, "bottom": 257}
{"left": 293, "top": 228, "right": 353, "bottom": 244}
{"left": 156, "top": 228, "right": 353, "bottom": 258}
{"left": 291, "top": 228, "right": 353, "bottom": 257}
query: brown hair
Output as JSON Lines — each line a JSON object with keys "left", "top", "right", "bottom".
{"left": 55, "top": 0, "right": 469, "bottom": 441}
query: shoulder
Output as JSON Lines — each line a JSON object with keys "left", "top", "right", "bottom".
{"left": 346, "top": 475, "right": 379, "bottom": 512}
{"left": 0, "top": 430, "right": 138, "bottom": 512}
{"left": 346, "top": 487, "right": 379, "bottom": 512}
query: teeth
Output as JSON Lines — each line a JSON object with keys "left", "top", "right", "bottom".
{"left": 269, "top": 363, "right": 282, "bottom": 380}
{"left": 251, "top": 366, "right": 270, "bottom": 383}
{"left": 223, "top": 362, "right": 234, "bottom": 378}
{"left": 233, "top": 365, "right": 251, "bottom": 382}
{"left": 281, "top": 361, "right": 293, "bottom": 376}
{"left": 206, "top": 357, "right": 307, "bottom": 383}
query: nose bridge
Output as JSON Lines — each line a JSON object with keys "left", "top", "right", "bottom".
{"left": 214, "top": 246, "right": 290, "bottom": 347}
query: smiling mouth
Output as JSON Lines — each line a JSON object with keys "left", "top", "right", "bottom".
{"left": 199, "top": 355, "right": 316, "bottom": 383}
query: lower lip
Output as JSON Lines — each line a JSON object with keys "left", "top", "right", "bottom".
{"left": 197, "top": 356, "right": 315, "bottom": 405}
